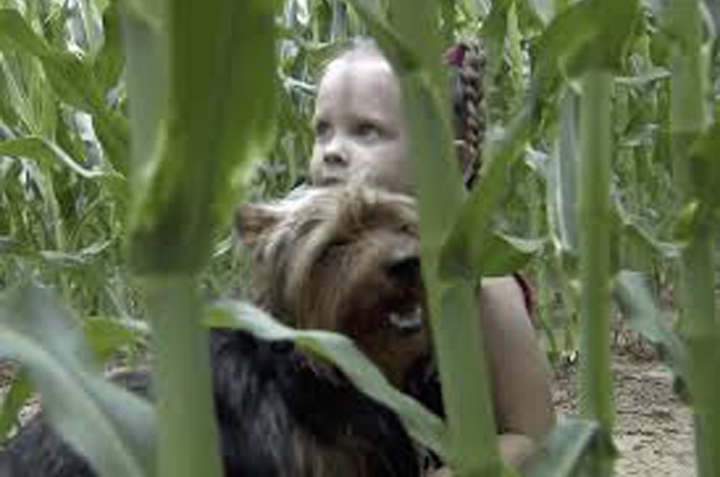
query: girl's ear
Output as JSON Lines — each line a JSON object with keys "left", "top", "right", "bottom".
{"left": 234, "top": 203, "right": 283, "bottom": 246}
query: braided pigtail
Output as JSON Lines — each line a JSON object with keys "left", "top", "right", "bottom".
{"left": 445, "top": 38, "right": 487, "bottom": 190}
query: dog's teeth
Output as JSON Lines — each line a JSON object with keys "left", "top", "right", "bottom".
{"left": 388, "top": 307, "right": 423, "bottom": 333}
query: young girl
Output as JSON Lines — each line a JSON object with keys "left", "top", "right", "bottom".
{"left": 308, "top": 39, "right": 554, "bottom": 472}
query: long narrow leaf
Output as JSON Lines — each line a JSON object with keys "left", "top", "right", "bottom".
{"left": 0, "top": 8, "right": 129, "bottom": 170}
{"left": 122, "top": 3, "right": 280, "bottom": 477}
{"left": 613, "top": 271, "right": 686, "bottom": 378}
{"left": 126, "top": 1, "right": 278, "bottom": 274}
{"left": 205, "top": 299, "right": 450, "bottom": 461}
{"left": 525, "top": 418, "right": 611, "bottom": 477}
{"left": 0, "top": 137, "right": 107, "bottom": 179}
{"left": 0, "top": 284, "right": 155, "bottom": 477}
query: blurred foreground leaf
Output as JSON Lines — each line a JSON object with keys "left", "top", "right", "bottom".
{"left": 525, "top": 417, "right": 613, "bottom": 477}
{"left": 206, "top": 299, "right": 449, "bottom": 461}
{"left": 0, "top": 284, "right": 155, "bottom": 477}
{"left": 126, "top": 1, "right": 278, "bottom": 275}
{"left": 687, "top": 120, "right": 720, "bottom": 219}
{"left": 83, "top": 317, "right": 149, "bottom": 363}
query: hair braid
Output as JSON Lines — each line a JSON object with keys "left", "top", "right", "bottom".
{"left": 445, "top": 38, "right": 487, "bottom": 190}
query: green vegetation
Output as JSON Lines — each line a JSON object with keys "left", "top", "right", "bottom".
{"left": 1, "top": 0, "right": 719, "bottom": 476}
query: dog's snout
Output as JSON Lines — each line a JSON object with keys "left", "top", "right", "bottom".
{"left": 384, "top": 254, "right": 421, "bottom": 285}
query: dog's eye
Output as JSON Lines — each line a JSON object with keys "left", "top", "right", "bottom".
{"left": 318, "top": 238, "right": 351, "bottom": 263}
{"left": 328, "top": 239, "right": 351, "bottom": 251}
{"left": 398, "top": 223, "right": 416, "bottom": 235}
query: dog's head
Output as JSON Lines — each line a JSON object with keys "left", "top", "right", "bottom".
{"left": 235, "top": 185, "right": 430, "bottom": 385}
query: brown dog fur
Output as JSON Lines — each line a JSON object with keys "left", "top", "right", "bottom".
{"left": 235, "top": 185, "right": 431, "bottom": 388}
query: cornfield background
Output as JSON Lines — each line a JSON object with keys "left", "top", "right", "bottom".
{"left": 0, "top": 0, "right": 718, "bottom": 476}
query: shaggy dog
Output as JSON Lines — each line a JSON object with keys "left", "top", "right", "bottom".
{"left": 0, "top": 186, "right": 442, "bottom": 477}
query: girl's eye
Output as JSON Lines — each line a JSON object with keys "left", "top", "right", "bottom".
{"left": 354, "top": 122, "right": 382, "bottom": 142}
{"left": 314, "top": 120, "right": 331, "bottom": 140}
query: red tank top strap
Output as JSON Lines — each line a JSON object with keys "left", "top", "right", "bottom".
{"left": 512, "top": 272, "right": 535, "bottom": 323}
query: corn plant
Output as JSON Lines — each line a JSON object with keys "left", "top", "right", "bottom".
{"left": 1, "top": 0, "right": 720, "bottom": 477}
{"left": 666, "top": 0, "right": 720, "bottom": 475}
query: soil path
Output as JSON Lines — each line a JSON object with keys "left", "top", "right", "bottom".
{"left": 553, "top": 352, "right": 696, "bottom": 476}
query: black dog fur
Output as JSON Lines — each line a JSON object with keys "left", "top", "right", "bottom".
{"left": 0, "top": 329, "right": 441, "bottom": 477}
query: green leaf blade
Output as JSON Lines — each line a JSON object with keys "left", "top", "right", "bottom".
{"left": 0, "top": 284, "right": 155, "bottom": 477}
{"left": 206, "top": 299, "right": 450, "bottom": 461}
{"left": 126, "top": 1, "right": 279, "bottom": 275}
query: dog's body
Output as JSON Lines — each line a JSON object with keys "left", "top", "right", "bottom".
{"left": 1, "top": 186, "right": 442, "bottom": 477}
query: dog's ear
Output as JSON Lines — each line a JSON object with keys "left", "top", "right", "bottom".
{"left": 234, "top": 203, "right": 283, "bottom": 246}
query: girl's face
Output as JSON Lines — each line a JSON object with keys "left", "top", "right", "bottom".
{"left": 309, "top": 54, "right": 411, "bottom": 194}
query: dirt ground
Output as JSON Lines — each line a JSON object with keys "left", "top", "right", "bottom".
{"left": 553, "top": 350, "right": 696, "bottom": 476}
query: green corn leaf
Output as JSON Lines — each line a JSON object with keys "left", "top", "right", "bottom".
{"left": 0, "top": 40, "right": 46, "bottom": 131}
{"left": 342, "top": 0, "right": 459, "bottom": 260}
{"left": 380, "top": 2, "right": 507, "bottom": 473}
{"left": 611, "top": 193, "right": 681, "bottom": 260}
{"left": 525, "top": 418, "right": 612, "bottom": 477}
{"left": 0, "top": 8, "right": 129, "bottom": 171}
{"left": 533, "top": 0, "right": 639, "bottom": 77}
{"left": 37, "top": 243, "right": 113, "bottom": 268}
{"left": 440, "top": 109, "right": 533, "bottom": 281}
{"left": 122, "top": 0, "right": 164, "bottom": 29}
{"left": 122, "top": 3, "right": 282, "bottom": 476}
{"left": 83, "top": 317, "right": 149, "bottom": 363}
{"left": 687, "top": 120, "right": 720, "bottom": 217}
{"left": 481, "top": 0, "right": 512, "bottom": 81}
{"left": 615, "top": 67, "right": 671, "bottom": 87}
{"left": 440, "top": 0, "right": 612, "bottom": 281}
{"left": 481, "top": 233, "right": 545, "bottom": 277}
{"left": 441, "top": 227, "right": 544, "bottom": 280}
{"left": 613, "top": 271, "right": 687, "bottom": 380}
{"left": 0, "top": 284, "right": 155, "bottom": 477}
{"left": 522, "top": 0, "right": 554, "bottom": 24}
{"left": 522, "top": 94, "right": 680, "bottom": 267}
{"left": 548, "top": 91, "right": 580, "bottom": 255}
{"left": 672, "top": 200, "right": 701, "bottom": 244}
{"left": 0, "top": 136, "right": 109, "bottom": 179}
{"left": 530, "top": 1, "right": 598, "bottom": 83}
{"left": 205, "top": 299, "right": 449, "bottom": 461}
{"left": 120, "top": 9, "right": 166, "bottom": 184}
{"left": 337, "top": 0, "right": 420, "bottom": 72}
{"left": 0, "top": 77, "right": 21, "bottom": 127}
{"left": 705, "top": 0, "right": 720, "bottom": 34}
{"left": 402, "top": 75, "right": 465, "bottom": 253}
{"left": 126, "top": 0, "right": 279, "bottom": 275}
{"left": 95, "top": 0, "right": 125, "bottom": 95}
{"left": 582, "top": 0, "right": 640, "bottom": 72}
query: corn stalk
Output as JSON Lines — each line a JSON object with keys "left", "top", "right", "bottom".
{"left": 123, "top": 1, "right": 278, "bottom": 475}
{"left": 667, "top": 1, "right": 720, "bottom": 475}
{"left": 577, "top": 69, "right": 615, "bottom": 476}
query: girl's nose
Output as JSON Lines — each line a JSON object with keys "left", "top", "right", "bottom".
{"left": 322, "top": 137, "right": 349, "bottom": 167}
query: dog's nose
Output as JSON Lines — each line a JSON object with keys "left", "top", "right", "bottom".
{"left": 384, "top": 255, "right": 421, "bottom": 286}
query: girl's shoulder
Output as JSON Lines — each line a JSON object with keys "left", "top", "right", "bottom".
{"left": 480, "top": 275, "right": 536, "bottom": 328}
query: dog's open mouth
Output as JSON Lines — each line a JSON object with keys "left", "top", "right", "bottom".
{"left": 351, "top": 293, "right": 426, "bottom": 338}
{"left": 385, "top": 303, "right": 424, "bottom": 334}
